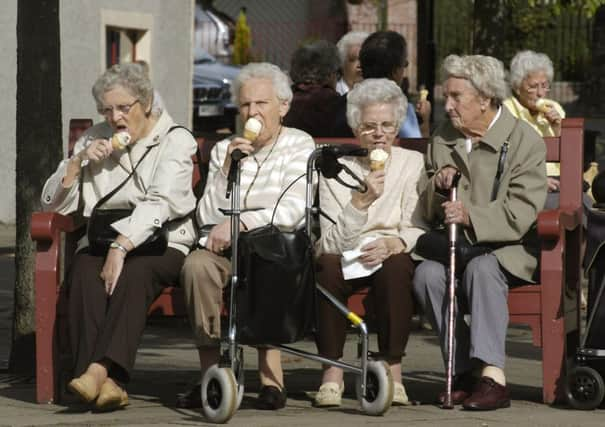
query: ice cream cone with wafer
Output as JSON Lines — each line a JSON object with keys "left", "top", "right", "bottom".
{"left": 111, "top": 132, "right": 131, "bottom": 150}
{"left": 370, "top": 148, "right": 389, "bottom": 171}
{"left": 535, "top": 98, "right": 553, "bottom": 114}
{"left": 243, "top": 117, "right": 262, "bottom": 141}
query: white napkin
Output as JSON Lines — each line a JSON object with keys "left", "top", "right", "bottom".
{"left": 341, "top": 237, "right": 382, "bottom": 280}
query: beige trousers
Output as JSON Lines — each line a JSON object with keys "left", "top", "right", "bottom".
{"left": 181, "top": 249, "right": 231, "bottom": 348}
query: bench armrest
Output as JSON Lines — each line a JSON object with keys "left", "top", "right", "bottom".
{"left": 537, "top": 207, "right": 582, "bottom": 241}
{"left": 31, "top": 212, "right": 79, "bottom": 243}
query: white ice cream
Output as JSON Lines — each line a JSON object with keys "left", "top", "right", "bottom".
{"left": 243, "top": 117, "right": 262, "bottom": 141}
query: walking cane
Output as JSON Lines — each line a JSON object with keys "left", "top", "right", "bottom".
{"left": 442, "top": 171, "right": 462, "bottom": 409}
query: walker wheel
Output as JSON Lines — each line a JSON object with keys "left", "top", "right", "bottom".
{"left": 355, "top": 360, "right": 394, "bottom": 415}
{"left": 566, "top": 366, "right": 605, "bottom": 410}
{"left": 201, "top": 364, "right": 238, "bottom": 423}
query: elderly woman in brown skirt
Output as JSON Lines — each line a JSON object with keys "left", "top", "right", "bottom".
{"left": 313, "top": 78, "right": 426, "bottom": 408}
{"left": 41, "top": 63, "right": 197, "bottom": 411}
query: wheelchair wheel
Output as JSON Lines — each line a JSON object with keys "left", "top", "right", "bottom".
{"left": 201, "top": 364, "right": 238, "bottom": 423}
{"left": 566, "top": 366, "right": 605, "bottom": 410}
{"left": 355, "top": 360, "right": 394, "bottom": 416}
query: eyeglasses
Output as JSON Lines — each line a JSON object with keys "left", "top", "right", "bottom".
{"left": 524, "top": 81, "right": 550, "bottom": 93}
{"left": 359, "top": 121, "right": 398, "bottom": 135}
{"left": 99, "top": 99, "right": 139, "bottom": 117}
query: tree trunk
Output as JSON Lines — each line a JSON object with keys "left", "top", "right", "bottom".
{"left": 11, "top": 0, "right": 62, "bottom": 374}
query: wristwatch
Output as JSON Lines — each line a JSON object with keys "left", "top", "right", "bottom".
{"left": 109, "top": 241, "right": 128, "bottom": 255}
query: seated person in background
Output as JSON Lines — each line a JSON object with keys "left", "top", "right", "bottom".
{"left": 503, "top": 50, "right": 565, "bottom": 195}
{"left": 314, "top": 78, "right": 426, "bottom": 408}
{"left": 283, "top": 40, "right": 341, "bottom": 137}
{"left": 331, "top": 30, "right": 432, "bottom": 138}
{"left": 41, "top": 63, "right": 197, "bottom": 411}
{"left": 413, "top": 54, "right": 547, "bottom": 411}
{"left": 335, "top": 31, "right": 369, "bottom": 95}
{"left": 179, "top": 63, "right": 315, "bottom": 410}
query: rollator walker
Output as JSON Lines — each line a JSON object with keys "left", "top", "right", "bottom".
{"left": 198, "top": 145, "right": 395, "bottom": 423}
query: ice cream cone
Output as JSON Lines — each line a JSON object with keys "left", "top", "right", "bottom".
{"left": 370, "top": 160, "right": 386, "bottom": 171}
{"left": 243, "top": 117, "right": 262, "bottom": 141}
{"left": 370, "top": 148, "right": 389, "bottom": 172}
{"left": 419, "top": 89, "right": 429, "bottom": 102}
{"left": 111, "top": 132, "right": 131, "bottom": 150}
{"left": 535, "top": 98, "right": 552, "bottom": 114}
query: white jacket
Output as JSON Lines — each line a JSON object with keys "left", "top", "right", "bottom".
{"left": 41, "top": 112, "right": 198, "bottom": 255}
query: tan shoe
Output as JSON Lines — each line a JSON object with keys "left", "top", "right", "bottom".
{"left": 68, "top": 373, "right": 100, "bottom": 403}
{"left": 313, "top": 382, "right": 344, "bottom": 407}
{"left": 392, "top": 382, "right": 411, "bottom": 406}
{"left": 94, "top": 380, "right": 129, "bottom": 411}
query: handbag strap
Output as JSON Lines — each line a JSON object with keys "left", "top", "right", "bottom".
{"left": 95, "top": 125, "right": 194, "bottom": 210}
{"left": 490, "top": 119, "right": 520, "bottom": 201}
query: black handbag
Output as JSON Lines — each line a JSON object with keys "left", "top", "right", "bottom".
{"left": 235, "top": 224, "right": 316, "bottom": 345}
{"left": 87, "top": 145, "right": 169, "bottom": 256}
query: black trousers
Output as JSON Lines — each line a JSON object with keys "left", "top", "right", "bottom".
{"left": 315, "top": 253, "right": 415, "bottom": 360}
{"left": 67, "top": 248, "right": 184, "bottom": 384}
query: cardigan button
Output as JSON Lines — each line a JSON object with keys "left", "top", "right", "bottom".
{"left": 179, "top": 229, "right": 186, "bottom": 235}
{"left": 45, "top": 195, "right": 51, "bottom": 202}
{"left": 154, "top": 219, "right": 160, "bottom": 225}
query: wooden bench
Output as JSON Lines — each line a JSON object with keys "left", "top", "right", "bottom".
{"left": 32, "top": 119, "right": 584, "bottom": 404}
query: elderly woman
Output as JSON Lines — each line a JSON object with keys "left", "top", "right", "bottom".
{"left": 314, "top": 78, "right": 426, "bottom": 407}
{"left": 41, "top": 63, "right": 197, "bottom": 411}
{"left": 283, "top": 40, "right": 342, "bottom": 137}
{"left": 179, "top": 63, "right": 315, "bottom": 410}
{"left": 504, "top": 50, "right": 565, "bottom": 194}
{"left": 413, "top": 55, "right": 547, "bottom": 411}
{"left": 335, "top": 31, "right": 369, "bottom": 95}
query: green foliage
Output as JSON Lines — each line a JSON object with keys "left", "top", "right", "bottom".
{"left": 434, "top": 0, "right": 600, "bottom": 80}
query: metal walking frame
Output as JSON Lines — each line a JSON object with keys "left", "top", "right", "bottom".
{"left": 199, "top": 145, "right": 394, "bottom": 423}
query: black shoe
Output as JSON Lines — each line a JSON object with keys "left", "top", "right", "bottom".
{"left": 175, "top": 384, "right": 202, "bottom": 409}
{"left": 255, "top": 385, "right": 287, "bottom": 410}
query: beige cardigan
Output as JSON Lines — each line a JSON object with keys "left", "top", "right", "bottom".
{"left": 41, "top": 112, "right": 198, "bottom": 255}
{"left": 317, "top": 146, "right": 427, "bottom": 256}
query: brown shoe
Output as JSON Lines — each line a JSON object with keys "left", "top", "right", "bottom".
{"left": 437, "top": 372, "right": 477, "bottom": 405}
{"left": 462, "top": 376, "right": 510, "bottom": 411}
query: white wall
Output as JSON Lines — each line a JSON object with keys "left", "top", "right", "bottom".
{"left": 60, "top": 0, "right": 195, "bottom": 154}
{"left": 0, "top": 2, "right": 17, "bottom": 224}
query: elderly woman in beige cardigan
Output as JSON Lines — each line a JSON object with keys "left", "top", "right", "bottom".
{"left": 313, "top": 78, "right": 426, "bottom": 408}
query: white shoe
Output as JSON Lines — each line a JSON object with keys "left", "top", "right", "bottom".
{"left": 392, "top": 382, "right": 410, "bottom": 406}
{"left": 314, "top": 382, "right": 344, "bottom": 407}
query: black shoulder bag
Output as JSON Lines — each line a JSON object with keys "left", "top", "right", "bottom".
{"left": 416, "top": 122, "right": 518, "bottom": 271}
{"left": 87, "top": 125, "right": 197, "bottom": 257}
{"left": 234, "top": 174, "right": 316, "bottom": 345}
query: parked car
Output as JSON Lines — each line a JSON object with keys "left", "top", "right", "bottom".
{"left": 194, "top": 4, "right": 233, "bottom": 63}
{"left": 192, "top": 48, "right": 240, "bottom": 132}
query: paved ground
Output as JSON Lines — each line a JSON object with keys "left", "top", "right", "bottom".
{"left": 1, "top": 224, "right": 605, "bottom": 426}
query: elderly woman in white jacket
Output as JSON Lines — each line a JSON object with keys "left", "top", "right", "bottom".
{"left": 41, "top": 63, "right": 197, "bottom": 411}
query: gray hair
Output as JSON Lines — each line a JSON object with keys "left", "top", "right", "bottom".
{"left": 346, "top": 78, "right": 408, "bottom": 131}
{"left": 92, "top": 62, "right": 153, "bottom": 113}
{"left": 289, "top": 40, "right": 340, "bottom": 86}
{"left": 336, "top": 31, "right": 369, "bottom": 65}
{"left": 232, "top": 62, "right": 293, "bottom": 105}
{"left": 509, "top": 50, "right": 554, "bottom": 92}
{"left": 442, "top": 54, "right": 507, "bottom": 106}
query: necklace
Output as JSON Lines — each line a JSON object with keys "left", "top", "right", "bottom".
{"left": 242, "top": 126, "right": 283, "bottom": 207}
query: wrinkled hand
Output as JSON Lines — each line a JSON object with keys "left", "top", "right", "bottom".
{"left": 547, "top": 176, "right": 560, "bottom": 192}
{"left": 221, "top": 137, "right": 255, "bottom": 176}
{"left": 100, "top": 249, "right": 125, "bottom": 295}
{"left": 358, "top": 237, "right": 404, "bottom": 267}
{"left": 442, "top": 200, "right": 470, "bottom": 226}
{"left": 434, "top": 166, "right": 459, "bottom": 191}
{"left": 351, "top": 170, "right": 385, "bottom": 211}
{"left": 81, "top": 139, "right": 113, "bottom": 163}
{"left": 206, "top": 220, "right": 233, "bottom": 255}
{"left": 543, "top": 106, "right": 562, "bottom": 126}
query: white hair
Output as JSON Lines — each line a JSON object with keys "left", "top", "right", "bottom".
{"left": 442, "top": 54, "right": 508, "bottom": 106}
{"left": 336, "top": 31, "right": 370, "bottom": 65}
{"left": 509, "top": 50, "right": 554, "bottom": 92}
{"left": 346, "top": 78, "right": 408, "bottom": 131}
{"left": 232, "top": 62, "right": 293, "bottom": 105}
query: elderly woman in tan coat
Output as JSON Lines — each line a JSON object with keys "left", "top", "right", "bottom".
{"left": 413, "top": 54, "right": 547, "bottom": 411}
